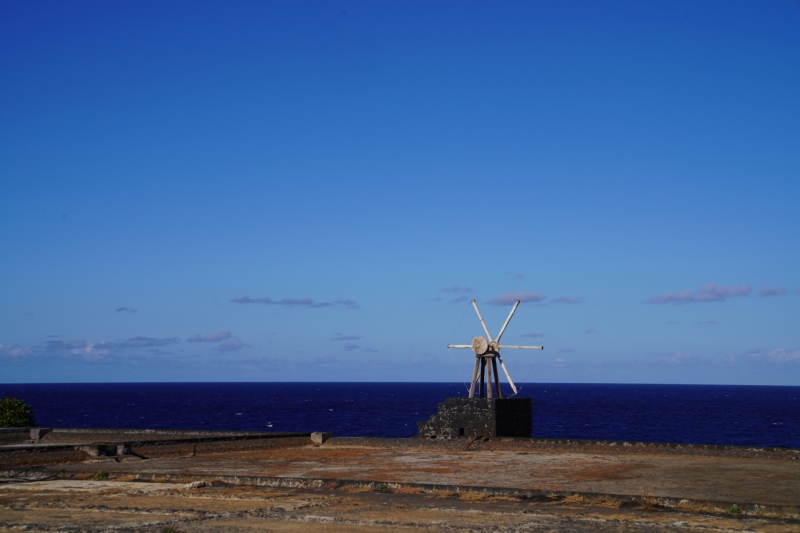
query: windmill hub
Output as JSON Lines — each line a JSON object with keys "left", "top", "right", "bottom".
{"left": 471, "top": 336, "right": 489, "bottom": 355}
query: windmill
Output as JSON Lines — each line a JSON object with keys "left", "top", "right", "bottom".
{"left": 447, "top": 299, "right": 543, "bottom": 398}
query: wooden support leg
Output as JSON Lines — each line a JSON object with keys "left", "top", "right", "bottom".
{"left": 486, "top": 356, "right": 493, "bottom": 399}
{"left": 492, "top": 357, "right": 502, "bottom": 398}
{"left": 479, "top": 357, "right": 486, "bottom": 398}
{"left": 469, "top": 356, "right": 480, "bottom": 398}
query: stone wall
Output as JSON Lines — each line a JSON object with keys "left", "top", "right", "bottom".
{"left": 417, "top": 398, "right": 532, "bottom": 439}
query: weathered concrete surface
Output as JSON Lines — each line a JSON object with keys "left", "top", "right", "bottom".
{"left": 68, "top": 442, "right": 800, "bottom": 506}
{"left": 1, "top": 477, "right": 798, "bottom": 532}
{"left": 1, "top": 434, "right": 799, "bottom": 531}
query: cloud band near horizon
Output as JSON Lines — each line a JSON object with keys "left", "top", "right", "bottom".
{"left": 231, "top": 296, "right": 359, "bottom": 309}
{"left": 647, "top": 284, "right": 751, "bottom": 304}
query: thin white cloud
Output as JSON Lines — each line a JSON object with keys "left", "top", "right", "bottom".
{"left": 551, "top": 296, "right": 585, "bottom": 305}
{"left": 0, "top": 343, "right": 34, "bottom": 357}
{"left": 583, "top": 327, "right": 599, "bottom": 335}
{"left": 215, "top": 339, "right": 246, "bottom": 352}
{"left": 121, "top": 336, "right": 179, "bottom": 348}
{"left": 343, "top": 342, "right": 360, "bottom": 352}
{"left": 441, "top": 286, "right": 476, "bottom": 294}
{"left": 307, "top": 356, "right": 340, "bottom": 366}
{"left": 331, "top": 334, "right": 363, "bottom": 341}
{"left": 188, "top": 331, "right": 232, "bottom": 342}
{"left": 759, "top": 286, "right": 787, "bottom": 297}
{"left": 652, "top": 352, "right": 700, "bottom": 365}
{"left": 39, "top": 336, "right": 179, "bottom": 360}
{"left": 521, "top": 332, "right": 544, "bottom": 338}
{"left": 646, "top": 284, "right": 751, "bottom": 304}
{"left": 488, "top": 291, "right": 546, "bottom": 306}
{"left": 114, "top": 306, "right": 138, "bottom": 313}
{"left": 232, "top": 296, "right": 359, "bottom": 309}
{"left": 746, "top": 347, "right": 800, "bottom": 362}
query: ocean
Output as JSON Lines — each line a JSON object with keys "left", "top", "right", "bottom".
{"left": 1, "top": 382, "right": 798, "bottom": 449}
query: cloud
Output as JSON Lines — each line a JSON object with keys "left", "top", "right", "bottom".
{"left": 121, "top": 336, "right": 179, "bottom": 348}
{"left": 215, "top": 339, "right": 246, "bottom": 352}
{"left": 521, "top": 332, "right": 544, "bottom": 338}
{"left": 41, "top": 336, "right": 179, "bottom": 359}
{"left": 330, "top": 334, "right": 363, "bottom": 341}
{"left": 551, "top": 296, "right": 585, "bottom": 305}
{"left": 488, "top": 291, "right": 546, "bottom": 305}
{"left": 188, "top": 331, "right": 232, "bottom": 342}
{"left": 646, "top": 284, "right": 751, "bottom": 304}
{"left": 507, "top": 272, "right": 525, "bottom": 280}
{"left": 232, "top": 296, "right": 359, "bottom": 309}
{"left": 745, "top": 347, "right": 800, "bottom": 362}
{"left": 307, "top": 356, "right": 340, "bottom": 366}
{"left": 652, "top": 352, "right": 700, "bottom": 365}
{"left": 759, "top": 286, "right": 787, "bottom": 297}
{"left": 441, "top": 286, "right": 476, "bottom": 294}
{"left": 43, "top": 339, "right": 113, "bottom": 360}
{"left": 44, "top": 339, "right": 90, "bottom": 351}
{"left": 343, "top": 342, "right": 360, "bottom": 352}
{"left": 114, "top": 307, "right": 138, "bottom": 313}
{"left": 365, "top": 348, "right": 379, "bottom": 353}
{"left": 0, "top": 343, "right": 35, "bottom": 357}
{"left": 450, "top": 295, "right": 468, "bottom": 303}
{"left": 695, "top": 320, "right": 718, "bottom": 326}
{"left": 583, "top": 327, "right": 599, "bottom": 335}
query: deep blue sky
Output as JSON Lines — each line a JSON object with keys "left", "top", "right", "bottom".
{"left": 2, "top": 1, "right": 798, "bottom": 385}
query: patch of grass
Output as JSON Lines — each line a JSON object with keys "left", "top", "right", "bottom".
{"left": 375, "top": 483, "right": 389, "bottom": 492}
{"left": 726, "top": 504, "right": 742, "bottom": 517}
{"left": 93, "top": 471, "right": 109, "bottom": 480}
{"left": 459, "top": 492, "right": 487, "bottom": 503}
{"left": 393, "top": 486, "right": 424, "bottom": 495}
{"left": 638, "top": 488, "right": 660, "bottom": 510}
{"left": 561, "top": 493, "right": 623, "bottom": 508}
{"left": 342, "top": 484, "right": 373, "bottom": 494}
{"left": 487, "top": 495, "right": 521, "bottom": 503}
{"left": 676, "top": 499, "right": 719, "bottom": 514}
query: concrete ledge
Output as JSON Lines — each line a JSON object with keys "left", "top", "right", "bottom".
{"left": 0, "top": 430, "right": 310, "bottom": 457}
{"left": 311, "top": 432, "right": 332, "bottom": 444}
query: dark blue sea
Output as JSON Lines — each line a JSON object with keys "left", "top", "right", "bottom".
{"left": 1, "top": 383, "right": 798, "bottom": 449}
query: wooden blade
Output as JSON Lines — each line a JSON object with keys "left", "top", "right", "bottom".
{"left": 494, "top": 300, "right": 520, "bottom": 344}
{"left": 471, "top": 299, "right": 494, "bottom": 342}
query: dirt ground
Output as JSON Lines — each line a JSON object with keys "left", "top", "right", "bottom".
{"left": 2, "top": 478, "right": 798, "bottom": 532}
{"left": 1, "top": 436, "right": 799, "bottom": 531}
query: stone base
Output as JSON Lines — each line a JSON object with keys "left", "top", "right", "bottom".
{"left": 417, "top": 397, "right": 532, "bottom": 439}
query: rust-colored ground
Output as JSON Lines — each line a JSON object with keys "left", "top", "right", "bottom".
{"left": 2, "top": 436, "right": 799, "bottom": 531}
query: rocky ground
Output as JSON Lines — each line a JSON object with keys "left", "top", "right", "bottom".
{"left": 1, "top": 433, "right": 798, "bottom": 531}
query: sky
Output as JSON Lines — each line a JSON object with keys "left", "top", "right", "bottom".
{"left": 1, "top": 1, "right": 799, "bottom": 385}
